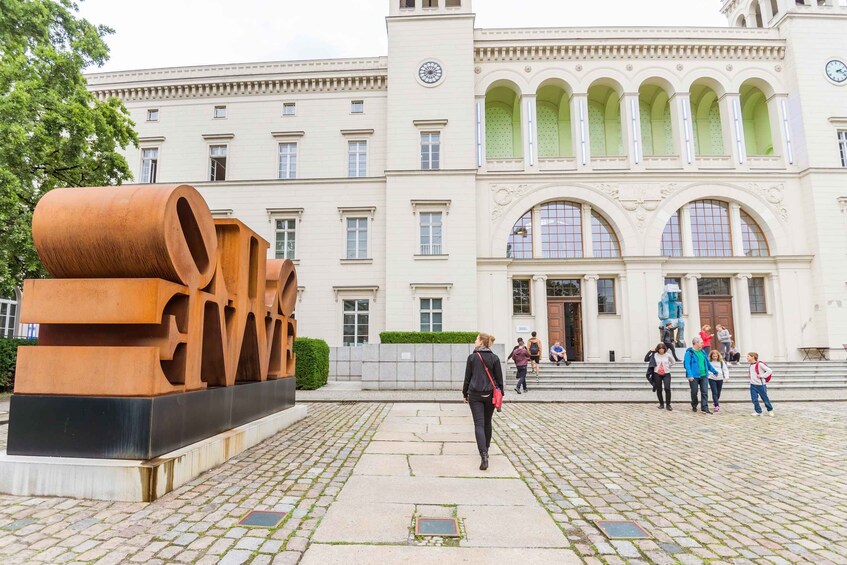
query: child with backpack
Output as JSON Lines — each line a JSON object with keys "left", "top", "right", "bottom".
{"left": 748, "top": 352, "right": 774, "bottom": 417}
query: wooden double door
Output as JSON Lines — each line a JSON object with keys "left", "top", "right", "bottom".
{"left": 547, "top": 299, "right": 583, "bottom": 361}
{"left": 698, "top": 298, "right": 735, "bottom": 348}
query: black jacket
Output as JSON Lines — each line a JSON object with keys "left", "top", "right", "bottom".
{"left": 662, "top": 328, "right": 674, "bottom": 344}
{"left": 463, "top": 348, "right": 504, "bottom": 398}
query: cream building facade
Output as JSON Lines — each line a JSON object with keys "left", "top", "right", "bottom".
{"left": 86, "top": 0, "right": 847, "bottom": 361}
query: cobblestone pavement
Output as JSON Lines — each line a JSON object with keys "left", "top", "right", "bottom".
{"left": 494, "top": 402, "right": 847, "bottom": 565}
{"left": 1, "top": 402, "right": 846, "bottom": 564}
{"left": 0, "top": 403, "right": 389, "bottom": 565}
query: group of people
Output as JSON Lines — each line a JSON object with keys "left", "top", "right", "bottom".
{"left": 505, "top": 332, "right": 569, "bottom": 395}
{"left": 646, "top": 336, "right": 775, "bottom": 416}
{"left": 662, "top": 322, "right": 741, "bottom": 364}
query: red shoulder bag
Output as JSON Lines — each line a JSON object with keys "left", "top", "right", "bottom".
{"left": 476, "top": 352, "right": 503, "bottom": 411}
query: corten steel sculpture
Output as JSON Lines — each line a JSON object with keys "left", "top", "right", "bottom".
{"left": 7, "top": 184, "right": 298, "bottom": 459}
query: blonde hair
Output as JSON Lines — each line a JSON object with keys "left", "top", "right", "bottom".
{"left": 477, "top": 333, "right": 495, "bottom": 348}
{"left": 748, "top": 352, "right": 759, "bottom": 361}
{"left": 709, "top": 350, "right": 724, "bottom": 363}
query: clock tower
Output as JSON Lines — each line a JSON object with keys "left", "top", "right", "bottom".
{"left": 382, "top": 0, "right": 479, "bottom": 333}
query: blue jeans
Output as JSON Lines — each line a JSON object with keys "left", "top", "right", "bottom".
{"left": 515, "top": 365, "right": 528, "bottom": 391}
{"left": 750, "top": 384, "right": 773, "bottom": 413}
{"left": 689, "top": 376, "right": 709, "bottom": 411}
{"left": 709, "top": 379, "right": 724, "bottom": 407}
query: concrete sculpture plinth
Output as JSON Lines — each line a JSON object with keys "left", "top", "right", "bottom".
{"left": 1, "top": 184, "right": 305, "bottom": 500}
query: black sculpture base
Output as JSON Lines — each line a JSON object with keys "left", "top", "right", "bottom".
{"left": 6, "top": 378, "right": 296, "bottom": 460}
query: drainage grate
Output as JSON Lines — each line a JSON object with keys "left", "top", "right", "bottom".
{"left": 415, "top": 518, "right": 460, "bottom": 537}
{"left": 594, "top": 520, "right": 651, "bottom": 539}
{"left": 238, "top": 511, "right": 287, "bottom": 528}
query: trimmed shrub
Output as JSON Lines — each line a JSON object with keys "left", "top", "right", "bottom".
{"left": 293, "top": 337, "right": 329, "bottom": 390}
{"left": 0, "top": 339, "right": 37, "bottom": 392}
{"left": 379, "top": 332, "right": 478, "bottom": 344}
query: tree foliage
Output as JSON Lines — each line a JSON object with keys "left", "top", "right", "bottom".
{"left": 0, "top": 0, "right": 137, "bottom": 295}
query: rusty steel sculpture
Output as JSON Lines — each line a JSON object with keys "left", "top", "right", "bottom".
{"left": 7, "top": 184, "right": 298, "bottom": 460}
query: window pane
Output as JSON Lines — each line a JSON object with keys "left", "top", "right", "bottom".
{"left": 740, "top": 210, "right": 770, "bottom": 257}
{"left": 690, "top": 200, "right": 732, "bottom": 257}
{"left": 749, "top": 277, "right": 767, "bottom": 313}
{"left": 698, "top": 278, "right": 731, "bottom": 296}
{"left": 597, "top": 279, "right": 616, "bottom": 314}
{"left": 541, "top": 202, "right": 583, "bottom": 259}
{"left": 546, "top": 279, "right": 581, "bottom": 297}
{"left": 591, "top": 212, "right": 620, "bottom": 258}
{"left": 512, "top": 279, "right": 531, "bottom": 315}
{"left": 508, "top": 211, "right": 533, "bottom": 259}
{"left": 661, "top": 211, "right": 683, "bottom": 257}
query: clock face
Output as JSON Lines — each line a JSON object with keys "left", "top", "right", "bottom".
{"left": 826, "top": 59, "right": 847, "bottom": 84}
{"left": 418, "top": 61, "right": 443, "bottom": 85}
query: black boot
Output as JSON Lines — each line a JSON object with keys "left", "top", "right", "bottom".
{"left": 480, "top": 453, "right": 489, "bottom": 471}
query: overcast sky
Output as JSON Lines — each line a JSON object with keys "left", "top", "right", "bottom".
{"left": 77, "top": 0, "right": 728, "bottom": 73}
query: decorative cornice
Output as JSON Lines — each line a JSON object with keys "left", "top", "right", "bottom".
{"left": 271, "top": 131, "right": 305, "bottom": 139}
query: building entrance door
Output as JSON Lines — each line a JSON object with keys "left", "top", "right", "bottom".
{"left": 547, "top": 300, "right": 584, "bottom": 362}
{"left": 698, "top": 278, "right": 735, "bottom": 348}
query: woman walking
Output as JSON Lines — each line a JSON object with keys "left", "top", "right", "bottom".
{"left": 699, "top": 325, "right": 714, "bottom": 356}
{"left": 662, "top": 322, "right": 680, "bottom": 362}
{"left": 708, "top": 350, "right": 730, "bottom": 412}
{"left": 507, "top": 337, "right": 530, "bottom": 394}
{"left": 463, "top": 333, "right": 504, "bottom": 471}
{"left": 716, "top": 325, "right": 732, "bottom": 359}
{"left": 650, "top": 343, "right": 675, "bottom": 410}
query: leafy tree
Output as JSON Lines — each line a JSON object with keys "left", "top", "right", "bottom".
{"left": 0, "top": 0, "right": 137, "bottom": 296}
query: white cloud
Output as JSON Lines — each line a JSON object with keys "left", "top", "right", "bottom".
{"left": 77, "top": 0, "right": 728, "bottom": 72}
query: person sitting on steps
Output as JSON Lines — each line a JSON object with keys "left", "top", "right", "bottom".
{"left": 549, "top": 342, "right": 570, "bottom": 366}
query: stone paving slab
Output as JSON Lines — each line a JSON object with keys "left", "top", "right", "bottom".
{"left": 352, "top": 454, "right": 411, "bottom": 476}
{"left": 300, "top": 544, "right": 582, "bottom": 564}
{"left": 408, "top": 455, "right": 518, "bottom": 478}
{"left": 364, "top": 441, "right": 442, "bottom": 455}
{"left": 441, "top": 442, "right": 502, "bottom": 455}
{"left": 311, "top": 502, "right": 414, "bottom": 544}
{"left": 336, "top": 475, "right": 538, "bottom": 506}
{"left": 459, "top": 504, "right": 569, "bottom": 548}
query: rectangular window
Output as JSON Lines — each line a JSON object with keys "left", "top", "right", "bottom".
{"left": 749, "top": 277, "right": 767, "bottom": 314}
{"left": 445, "top": 0, "right": 461, "bottom": 6}
{"left": 346, "top": 217, "right": 368, "bottom": 259}
{"left": 146, "top": 109, "right": 159, "bottom": 122}
{"left": 419, "top": 212, "right": 443, "bottom": 255}
{"left": 351, "top": 100, "right": 364, "bottom": 114}
{"left": 838, "top": 130, "right": 847, "bottom": 167}
{"left": 348, "top": 140, "right": 367, "bottom": 177}
{"left": 209, "top": 145, "right": 227, "bottom": 181}
{"left": 597, "top": 279, "right": 616, "bottom": 314}
{"left": 401, "top": 0, "right": 415, "bottom": 8}
{"left": 141, "top": 148, "right": 159, "bottom": 183}
{"left": 278, "top": 143, "right": 297, "bottom": 180}
{"left": 546, "top": 279, "right": 581, "bottom": 298}
{"left": 512, "top": 279, "right": 531, "bottom": 315}
{"left": 421, "top": 132, "right": 441, "bottom": 170}
{"left": 423, "top": 0, "right": 437, "bottom": 6}
{"left": 698, "top": 278, "right": 731, "bottom": 296}
{"left": 274, "top": 219, "right": 296, "bottom": 260}
{"left": 0, "top": 299, "right": 17, "bottom": 339}
{"left": 343, "top": 299, "right": 369, "bottom": 346}
{"left": 213, "top": 105, "right": 226, "bottom": 119}
{"left": 283, "top": 102, "right": 296, "bottom": 116}
{"left": 420, "top": 298, "right": 443, "bottom": 332}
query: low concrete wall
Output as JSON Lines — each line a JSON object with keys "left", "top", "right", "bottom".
{"left": 329, "top": 345, "right": 364, "bottom": 381}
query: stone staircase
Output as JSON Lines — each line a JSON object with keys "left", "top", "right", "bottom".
{"left": 508, "top": 361, "right": 847, "bottom": 391}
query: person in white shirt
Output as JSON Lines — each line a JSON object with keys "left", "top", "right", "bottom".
{"left": 650, "top": 343, "right": 675, "bottom": 411}
{"left": 747, "top": 352, "right": 774, "bottom": 417}
{"left": 708, "top": 350, "right": 730, "bottom": 413}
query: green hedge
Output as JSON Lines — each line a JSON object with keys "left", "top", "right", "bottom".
{"left": 0, "top": 339, "right": 37, "bottom": 392}
{"left": 293, "top": 337, "right": 329, "bottom": 390}
{"left": 379, "top": 332, "right": 478, "bottom": 344}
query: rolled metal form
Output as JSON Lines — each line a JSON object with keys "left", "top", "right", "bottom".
{"left": 33, "top": 185, "right": 218, "bottom": 288}
{"left": 265, "top": 259, "right": 298, "bottom": 317}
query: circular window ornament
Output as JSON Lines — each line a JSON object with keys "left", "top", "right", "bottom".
{"left": 418, "top": 61, "right": 444, "bottom": 86}
{"left": 825, "top": 59, "right": 847, "bottom": 85}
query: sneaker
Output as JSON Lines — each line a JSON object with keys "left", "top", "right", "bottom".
{"left": 691, "top": 405, "right": 697, "bottom": 412}
{"left": 666, "top": 405, "right": 673, "bottom": 411}
{"left": 523, "top": 388, "right": 528, "bottom": 393}
{"left": 750, "top": 412, "right": 761, "bottom": 417}
{"left": 714, "top": 406, "right": 721, "bottom": 413}
{"left": 565, "top": 360, "right": 571, "bottom": 366}
{"left": 767, "top": 410, "right": 775, "bottom": 417}
{"left": 515, "top": 387, "right": 521, "bottom": 395}
{"left": 702, "top": 409, "right": 713, "bottom": 415}
{"left": 658, "top": 403, "right": 665, "bottom": 410}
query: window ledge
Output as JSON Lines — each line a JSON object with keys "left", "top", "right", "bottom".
{"left": 340, "top": 258, "right": 373, "bottom": 265}
{"left": 414, "top": 254, "right": 449, "bottom": 260}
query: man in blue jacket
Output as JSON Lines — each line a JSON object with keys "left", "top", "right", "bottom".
{"left": 684, "top": 337, "right": 718, "bottom": 414}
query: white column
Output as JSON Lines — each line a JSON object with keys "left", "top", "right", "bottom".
{"left": 734, "top": 273, "right": 754, "bottom": 353}
{"left": 771, "top": 273, "right": 787, "bottom": 361}
{"left": 622, "top": 92, "right": 641, "bottom": 167}
{"left": 681, "top": 204, "right": 695, "bottom": 257}
{"left": 619, "top": 273, "right": 632, "bottom": 361}
{"left": 729, "top": 202, "right": 744, "bottom": 257}
{"left": 683, "top": 273, "right": 701, "bottom": 345}
{"left": 524, "top": 94, "right": 538, "bottom": 170}
{"left": 572, "top": 93, "right": 590, "bottom": 169}
{"left": 581, "top": 203, "right": 594, "bottom": 258}
{"left": 584, "top": 274, "right": 600, "bottom": 361}
{"left": 532, "top": 275, "right": 549, "bottom": 348}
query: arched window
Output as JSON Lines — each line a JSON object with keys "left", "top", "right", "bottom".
{"left": 507, "top": 211, "right": 532, "bottom": 259}
{"left": 587, "top": 83, "right": 624, "bottom": 157}
{"left": 740, "top": 210, "right": 770, "bottom": 256}
{"left": 592, "top": 212, "right": 621, "bottom": 257}
{"left": 690, "top": 200, "right": 732, "bottom": 257}
{"left": 740, "top": 82, "right": 774, "bottom": 156}
{"left": 541, "top": 202, "right": 583, "bottom": 258}
{"left": 536, "top": 84, "right": 573, "bottom": 158}
{"left": 486, "top": 86, "right": 522, "bottom": 159}
{"left": 737, "top": 14, "right": 747, "bottom": 27}
{"left": 661, "top": 211, "right": 683, "bottom": 257}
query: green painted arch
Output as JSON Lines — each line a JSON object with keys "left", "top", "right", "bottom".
{"left": 485, "top": 86, "right": 523, "bottom": 159}
{"left": 690, "top": 83, "right": 725, "bottom": 156}
{"left": 638, "top": 84, "right": 674, "bottom": 156}
{"left": 536, "top": 84, "right": 573, "bottom": 158}
{"left": 587, "top": 84, "right": 623, "bottom": 157}
{"left": 740, "top": 84, "right": 774, "bottom": 156}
